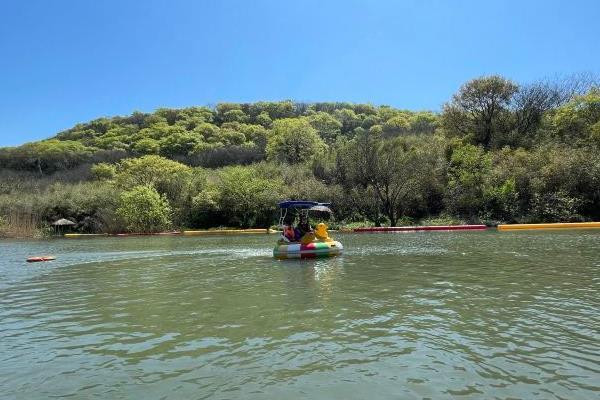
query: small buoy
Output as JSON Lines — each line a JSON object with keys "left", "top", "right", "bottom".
{"left": 26, "top": 256, "right": 56, "bottom": 263}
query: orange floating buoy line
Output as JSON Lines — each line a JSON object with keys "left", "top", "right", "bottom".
{"left": 26, "top": 256, "right": 56, "bottom": 263}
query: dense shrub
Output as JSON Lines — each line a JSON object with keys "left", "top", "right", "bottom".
{"left": 116, "top": 185, "right": 172, "bottom": 233}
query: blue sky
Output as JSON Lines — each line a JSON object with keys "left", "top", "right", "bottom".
{"left": 1, "top": 0, "right": 599, "bottom": 146}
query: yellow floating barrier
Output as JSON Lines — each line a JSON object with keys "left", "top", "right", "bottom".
{"left": 498, "top": 222, "right": 600, "bottom": 231}
{"left": 183, "top": 229, "right": 276, "bottom": 236}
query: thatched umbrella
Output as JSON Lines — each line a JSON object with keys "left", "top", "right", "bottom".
{"left": 52, "top": 218, "right": 75, "bottom": 235}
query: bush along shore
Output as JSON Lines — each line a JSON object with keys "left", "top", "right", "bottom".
{"left": 1, "top": 74, "right": 599, "bottom": 238}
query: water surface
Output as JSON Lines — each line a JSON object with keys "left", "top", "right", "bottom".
{"left": 1, "top": 231, "right": 599, "bottom": 399}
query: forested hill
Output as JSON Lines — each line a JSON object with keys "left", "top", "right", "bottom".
{"left": 0, "top": 75, "right": 599, "bottom": 236}
{"left": 0, "top": 101, "right": 439, "bottom": 172}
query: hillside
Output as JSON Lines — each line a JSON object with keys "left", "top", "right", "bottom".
{"left": 0, "top": 75, "right": 599, "bottom": 236}
{"left": 0, "top": 102, "right": 438, "bottom": 173}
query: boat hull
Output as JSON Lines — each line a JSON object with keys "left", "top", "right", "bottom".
{"left": 273, "top": 241, "right": 343, "bottom": 259}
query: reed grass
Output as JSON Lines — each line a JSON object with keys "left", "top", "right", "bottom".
{"left": 0, "top": 211, "right": 43, "bottom": 238}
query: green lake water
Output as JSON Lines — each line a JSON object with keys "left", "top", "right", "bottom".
{"left": 0, "top": 231, "right": 599, "bottom": 399}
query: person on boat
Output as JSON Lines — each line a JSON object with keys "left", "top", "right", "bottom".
{"left": 281, "top": 214, "right": 296, "bottom": 242}
{"left": 295, "top": 213, "right": 312, "bottom": 241}
{"left": 282, "top": 224, "right": 296, "bottom": 242}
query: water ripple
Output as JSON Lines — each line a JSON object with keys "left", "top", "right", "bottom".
{"left": 0, "top": 232, "right": 599, "bottom": 399}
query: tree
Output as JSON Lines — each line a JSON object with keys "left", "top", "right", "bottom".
{"left": 216, "top": 103, "right": 242, "bottom": 121}
{"left": 155, "top": 108, "right": 183, "bottom": 125}
{"left": 382, "top": 114, "right": 411, "bottom": 137}
{"left": 266, "top": 118, "right": 326, "bottom": 164}
{"left": 193, "top": 123, "right": 220, "bottom": 142}
{"left": 335, "top": 130, "right": 384, "bottom": 224}
{"left": 218, "top": 129, "right": 246, "bottom": 146}
{"left": 255, "top": 112, "right": 272, "bottom": 128}
{"left": 409, "top": 112, "right": 438, "bottom": 135}
{"left": 222, "top": 109, "right": 248, "bottom": 123}
{"left": 337, "top": 131, "right": 441, "bottom": 226}
{"left": 132, "top": 138, "right": 160, "bottom": 155}
{"left": 90, "top": 163, "right": 117, "bottom": 181}
{"left": 116, "top": 155, "right": 193, "bottom": 203}
{"left": 367, "top": 138, "right": 435, "bottom": 226}
{"left": 546, "top": 88, "right": 600, "bottom": 145}
{"left": 445, "top": 143, "right": 492, "bottom": 218}
{"left": 307, "top": 112, "right": 342, "bottom": 144}
{"left": 159, "top": 131, "right": 202, "bottom": 157}
{"left": 194, "top": 166, "right": 283, "bottom": 227}
{"left": 334, "top": 108, "right": 361, "bottom": 134}
{"left": 0, "top": 140, "right": 94, "bottom": 174}
{"left": 442, "top": 75, "right": 518, "bottom": 148}
{"left": 117, "top": 185, "right": 172, "bottom": 232}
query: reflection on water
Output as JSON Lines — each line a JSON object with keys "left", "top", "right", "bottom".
{"left": 0, "top": 232, "right": 599, "bottom": 399}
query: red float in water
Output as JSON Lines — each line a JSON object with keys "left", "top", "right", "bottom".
{"left": 26, "top": 256, "right": 56, "bottom": 263}
{"left": 354, "top": 225, "right": 488, "bottom": 233}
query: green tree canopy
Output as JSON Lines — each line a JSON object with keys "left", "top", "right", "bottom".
{"left": 308, "top": 112, "right": 343, "bottom": 144}
{"left": 115, "top": 155, "right": 193, "bottom": 203}
{"left": 266, "top": 118, "right": 326, "bottom": 164}
{"left": 442, "top": 75, "right": 518, "bottom": 148}
{"left": 117, "top": 185, "right": 172, "bottom": 233}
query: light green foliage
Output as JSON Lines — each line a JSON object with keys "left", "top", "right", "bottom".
{"left": 377, "top": 106, "right": 401, "bottom": 122}
{"left": 132, "top": 138, "right": 160, "bottom": 155}
{"left": 382, "top": 114, "right": 411, "bottom": 137}
{"left": 446, "top": 144, "right": 492, "bottom": 218}
{"left": 308, "top": 112, "right": 342, "bottom": 144}
{"left": 255, "top": 112, "right": 272, "bottom": 128}
{"left": 216, "top": 103, "right": 242, "bottom": 119}
{"left": 361, "top": 115, "right": 380, "bottom": 129}
{"left": 193, "top": 123, "right": 220, "bottom": 142}
{"left": 483, "top": 178, "right": 518, "bottom": 222}
{"left": 222, "top": 109, "right": 248, "bottom": 123}
{"left": 369, "top": 124, "right": 383, "bottom": 136}
{"left": 115, "top": 155, "right": 193, "bottom": 203}
{"left": 117, "top": 185, "right": 172, "bottom": 233}
{"left": 90, "top": 163, "right": 117, "bottom": 181}
{"left": 159, "top": 131, "right": 203, "bottom": 157}
{"left": 0, "top": 140, "right": 94, "bottom": 173}
{"left": 179, "top": 107, "right": 214, "bottom": 124}
{"left": 334, "top": 108, "right": 361, "bottom": 134}
{"left": 239, "top": 124, "right": 268, "bottom": 147}
{"left": 219, "top": 129, "right": 246, "bottom": 146}
{"left": 197, "top": 166, "right": 284, "bottom": 227}
{"left": 137, "top": 122, "right": 178, "bottom": 140}
{"left": 266, "top": 118, "right": 326, "bottom": 164}
{"left": 248, "top": 101, "right": 295, "bottom": 120}
{"left": 547, "top": 88, "right": 600, "bottom": 145}
{"left": 410, "top": 112, "right": 438, "bottom": 134}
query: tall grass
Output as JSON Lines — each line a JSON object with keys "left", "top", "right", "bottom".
{"left": 0, "top": 211, "right": 43, "bottom": 238}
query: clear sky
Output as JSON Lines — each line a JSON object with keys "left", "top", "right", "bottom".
{"left": 1, "top": 0, "right": 599, "bottom": 146}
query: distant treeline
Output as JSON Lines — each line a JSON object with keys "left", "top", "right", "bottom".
{"left": 0, "top": 74, "right": 599, "bottom": 236}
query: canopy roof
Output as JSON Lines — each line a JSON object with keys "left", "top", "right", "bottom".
{"left": 278, "top": 200, "right": 332, "bottom": 211}
{"left": 52, "top": 218, "right": 75, "bottom": 226}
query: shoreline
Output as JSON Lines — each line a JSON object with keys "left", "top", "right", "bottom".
{"left": 4, "top": 221, "right": 600, "bottom": 239}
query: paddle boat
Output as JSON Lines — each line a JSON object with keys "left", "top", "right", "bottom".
{"left": 273, "top": 200, "right": 344, "bottom": 259}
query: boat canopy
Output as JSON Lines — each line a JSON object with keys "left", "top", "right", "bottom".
{"left": 278, "top": 200, "right": 331, "bottom": 210}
